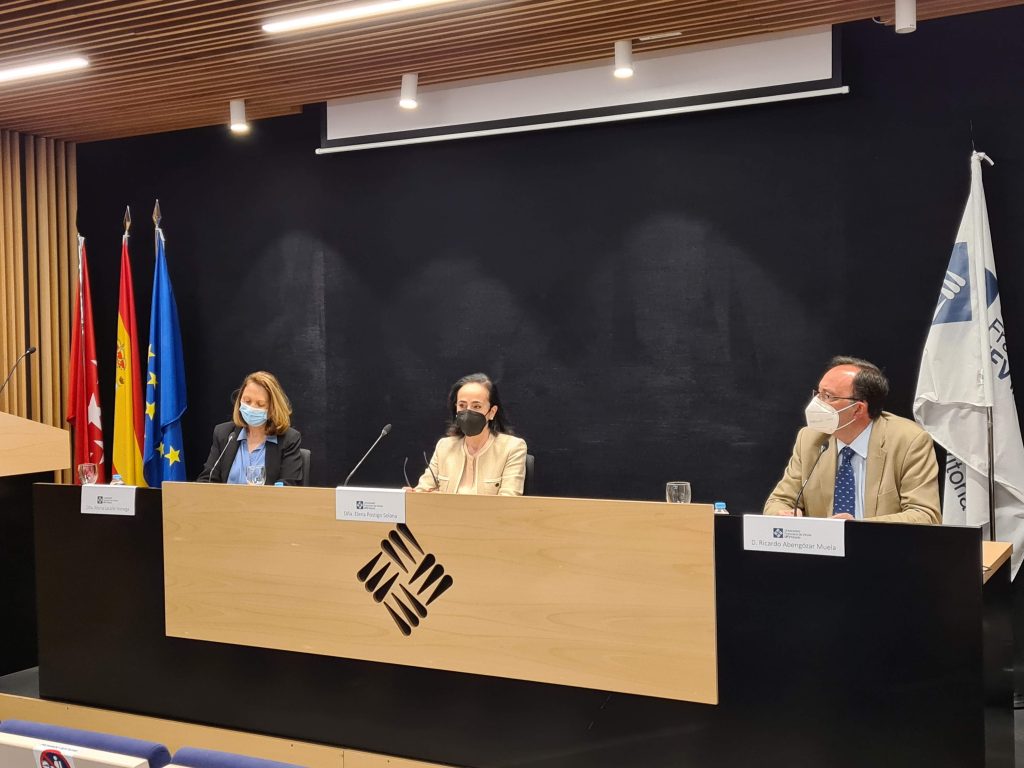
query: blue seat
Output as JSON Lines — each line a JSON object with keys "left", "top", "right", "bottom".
{"left": 172, "top": 746, "right": 305, "bottom": 768}
{"left": 0, "top": 719, "right": 171, "bottom": 767}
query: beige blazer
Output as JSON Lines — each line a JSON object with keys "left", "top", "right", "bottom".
{"left": 415, "top": 432, "right": 528, "bottom": 496}
{"left": 763, "top": 412, "right": 940, "bottom": 524}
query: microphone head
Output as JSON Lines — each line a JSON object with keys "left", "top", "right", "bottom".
{"left": 381, "top": 423, "right": 392, "bottom": 436}
{"left": 27, "top": 346, "right": 37, "bottom": 354}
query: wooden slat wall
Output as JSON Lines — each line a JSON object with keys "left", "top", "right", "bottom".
{"left": 0, "top": 132, "right": 13, "bottom": 413}
{"left": 0, "top": 129, "right": 77, "bottom": 481}
{"left": 0, "top": 0, "right": 1020, "bottom": 142}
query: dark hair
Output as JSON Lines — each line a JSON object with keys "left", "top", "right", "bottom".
{"left": 445, "top": 372, "right": 514, "bottom": 436}
{"left": 825, "top": 356, "right": 889, "bottom": 419}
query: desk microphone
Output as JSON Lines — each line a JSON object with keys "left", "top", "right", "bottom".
{"left": 793, "top": 442, "right": 828, "bottom": 516}
{"left": 203, "top": 426, "right": 238, "bottom": 482}
{"left": 344, "top": 424, "right": 392, "bottom": 486}
{"left": 0, "top": 346, "right": 37, "bottom": 399}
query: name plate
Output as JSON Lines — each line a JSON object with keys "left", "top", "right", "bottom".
{"left": 743, "top": 514, "right": 846, "bottom": 557}
{"left": 336, "top": 485, "right": 406, "bottom": 524}
{"left": 81, "top": 485, "right": 137, "bottom": 516}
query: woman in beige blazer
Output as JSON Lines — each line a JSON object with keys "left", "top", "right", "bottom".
{"left": 412, "top": 372, "right": 528, "bottom": 496}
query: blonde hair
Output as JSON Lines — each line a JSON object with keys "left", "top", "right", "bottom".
{"left": 232, "top": 371, "right": 292, "bottom": 435}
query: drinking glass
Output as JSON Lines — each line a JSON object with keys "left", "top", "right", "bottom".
{"left": 246, "top": 465, "right": 266, "bottom": 486}
{"left": 665, "top": 481, "right": 691, "bottom": 503}
{"left": 78, "top": 463, "right": 98, "bottom": 485}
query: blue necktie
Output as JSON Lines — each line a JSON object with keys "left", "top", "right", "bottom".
{"left": 834, "top": 446, "right": 856, "bottom": 516}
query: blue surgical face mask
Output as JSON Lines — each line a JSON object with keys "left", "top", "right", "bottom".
{"left": 239, "top": 402, "right": 268, "bottom": 427}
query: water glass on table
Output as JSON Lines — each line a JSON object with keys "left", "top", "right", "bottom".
{"left": 665, "top": 481, "right": 691, "bottom": 504}
{"left": 246, "top": 465, "right": 266, "bottom": 486}
{"left": 77, "top": 463, "right": 98, "bottom": 485}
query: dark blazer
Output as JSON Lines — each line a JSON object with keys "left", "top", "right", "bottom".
{"left": 197, "top": 421, "right": 303, "bottom": 486}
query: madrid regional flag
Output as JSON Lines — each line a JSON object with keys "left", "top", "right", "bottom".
{"left": 67, "top": 236, "right": 105, "bottom": 483}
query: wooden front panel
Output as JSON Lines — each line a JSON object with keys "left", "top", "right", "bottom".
{"left": 163, "top": 484, "right": 717, "bottom": 703}
{"left": 0, "top": 411, "right": 70, "bottom": 477}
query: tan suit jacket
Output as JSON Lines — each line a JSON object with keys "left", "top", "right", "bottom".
{"left": 415, "top": 432, "right": 527, "bottom": 496}
{"left": 763, "top": 412, "right": 940, "bottom": 524}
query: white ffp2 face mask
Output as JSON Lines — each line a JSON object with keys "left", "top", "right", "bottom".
{"left": 804, "top": 396, "right": 857, "bottom": 434}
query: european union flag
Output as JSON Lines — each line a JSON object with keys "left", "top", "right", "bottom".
{"left": 143, "top": 228, "right": 188, "bottom": 486}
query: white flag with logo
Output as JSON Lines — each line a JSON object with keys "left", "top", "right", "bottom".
{"left": 914, "top": 151, "right": 1024, "bottom": 578}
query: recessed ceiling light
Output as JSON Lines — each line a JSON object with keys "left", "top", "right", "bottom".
{"left": 638, "top": 32, "right": 682, "bottom": 42}
{"left": 263, "top": 0, "right": 466, "bottom": 34}
{"left": 0, "top": 56, "right": 88, "bottom": 84}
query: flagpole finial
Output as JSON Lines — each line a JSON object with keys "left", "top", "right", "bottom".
{"left": 152, "top": 199, "right": 162, "bottom": 228}
{"left": 123, "top": 206, "right": 131, "bottom": 233}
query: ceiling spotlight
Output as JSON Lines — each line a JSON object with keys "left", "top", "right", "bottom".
{"left": 0, "top": 56, "right": 88, "bottom": 84}
{"left": 614, "top": 40, "right": 634, "bottom": 79}
{"left": 638, "top": 31, "right": 682, "bottom": 42}
{"left": 264, "top": 0, "right": 465, "bottom": 34}
{"left": 400, "top": 73, "right": 419, "bottom": 109}
{"left": 895, "top": 0, "right": 916, "bottom": 33}
{"left": 229, "top": 99, "right": 250, "bottom": 133}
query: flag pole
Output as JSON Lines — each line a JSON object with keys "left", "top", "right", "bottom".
{"left": 152, "top": 199, "right": 161, "bottom": 258}
{"left": 973, "top": 151, "right": 997, "bottom": 538}
{"left": 988, "top": 407, "right": 996, "bottom": 537}
{"left": 76, "top": 235, "right": 86, "bottom": 349}
{"left": 124, "top": 205, "right": 131, "bottom": 236}
{"left": 74, "top": 234, "right": 87, "bottom": 480}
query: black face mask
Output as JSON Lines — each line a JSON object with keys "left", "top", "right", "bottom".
{"left": 455, "top": 409, "right": 488, "bottom": 437}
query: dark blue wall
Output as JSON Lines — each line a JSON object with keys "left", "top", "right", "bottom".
{"left": 77, "top": 7, "right": 1024, "bottom": 507}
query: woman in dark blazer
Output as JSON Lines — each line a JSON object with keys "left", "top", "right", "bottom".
{"left": 197, "top": 370, "right": 303, "bottom": 485}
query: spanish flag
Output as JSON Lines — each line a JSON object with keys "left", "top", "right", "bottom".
{"left": 112, "top": 228, "right": 146, "bottom": 485}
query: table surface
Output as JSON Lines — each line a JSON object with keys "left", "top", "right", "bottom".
{"left": 982, "top": 541, "right": 1012, "bottom": 583}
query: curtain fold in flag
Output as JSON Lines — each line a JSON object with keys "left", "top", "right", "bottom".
{"left": 112, "top": 232, "right": 146, "bottom": 485}
{"left": 914, "top": 151, "right": 1024, "bottom": 577}
{"left": 67, "top": 236, "right": 105, "bottom": 483}
{"left": 143, "top": 228, "right": 188, "bottom": 487}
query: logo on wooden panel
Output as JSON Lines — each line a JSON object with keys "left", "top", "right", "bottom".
{"left": 356, "top": 523, "right": 454, "bottom": 636}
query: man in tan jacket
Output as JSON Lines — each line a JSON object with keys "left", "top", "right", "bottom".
{"left": 764, "top": 356, "right": 940, "bottom": 524}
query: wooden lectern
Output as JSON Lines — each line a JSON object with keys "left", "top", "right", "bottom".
{"left": 0, "top": 411, "right": 70, "bottom": 675}
{"left": 0, "top": 411, "right": 70, "bottom": 478}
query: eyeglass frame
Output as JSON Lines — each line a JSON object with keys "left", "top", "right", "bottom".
{"left": 811, "top": 388, "right": 864, "bottom": 405}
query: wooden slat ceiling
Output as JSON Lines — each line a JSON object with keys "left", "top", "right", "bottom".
{"left": 0, "top": 0, "right": 1020, "bottom": 143}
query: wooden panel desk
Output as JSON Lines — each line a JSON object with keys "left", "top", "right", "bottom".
{"left": 32, "top": 484, "right": 1013, "bottom": 768}
{"left": 162, "top": 484, "right": 718, "bottom": 703}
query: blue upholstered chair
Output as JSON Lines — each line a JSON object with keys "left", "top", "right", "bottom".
{"left": 0, "top": 719, "right": 171, "bottom": 767}
{"left": 171, "top": 746, "right": 305, "bottom": 768}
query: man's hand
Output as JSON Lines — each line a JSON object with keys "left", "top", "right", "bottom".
{"left": 831, "top": 513, "right": 854, "bottom": 520}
